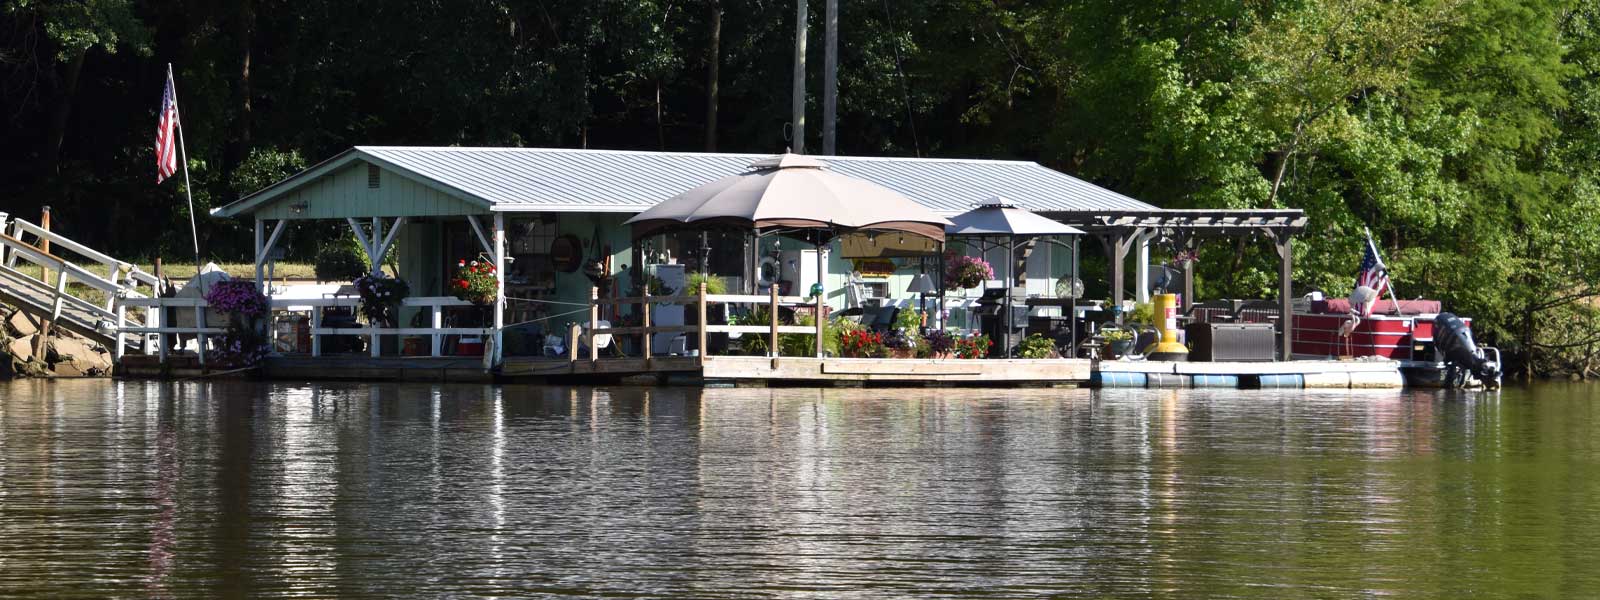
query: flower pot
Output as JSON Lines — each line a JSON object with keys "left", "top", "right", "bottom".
{"left": 888, "top": 348, "right": 915, "bottom": 359}
{"left": 1106, "top": 339, "right": 1134, "bottom": 358}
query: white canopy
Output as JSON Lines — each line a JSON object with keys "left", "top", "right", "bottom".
{"left": 945, "top": 197, "right": 1084, "bottom": 237}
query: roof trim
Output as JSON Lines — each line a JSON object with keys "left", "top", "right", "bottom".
{"left": 210, "top": 148, "right": 495, "bottom": 218}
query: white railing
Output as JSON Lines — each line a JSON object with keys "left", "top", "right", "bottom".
{"left": 116, "top": 295, "right": 495, "bottom": 364}
{"left": 0, "top": 218, "right": 159, "bottom": 357}
{"left": 274, "top": 296, "right": 493, "bottom": 358}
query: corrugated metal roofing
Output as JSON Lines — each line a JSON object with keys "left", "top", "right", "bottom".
{"left": 218, "top": 146, "right": 1158, "bottom": 217}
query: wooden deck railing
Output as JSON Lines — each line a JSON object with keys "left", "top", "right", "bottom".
{"left": 577, "top": 282, "right": 827, "bottom": 366}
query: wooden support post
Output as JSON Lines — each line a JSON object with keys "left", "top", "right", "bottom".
{"left": 0, "top": 211, "right": 7, "bottom": 265}
{"left": 114, "top": 301, "right": 127, "bottom": 361}
{"left": 769, "top": 284, "right": 779, "bottom": 358}
{"left": 641, "top": 289, "right": 653, "bottom": 367}
{"left": 38, "top": 205, "right": 50, "bottom": 284}
{"left": 1182, "top": 239, "right": 1196, "bottom": 313}
{"left": 254, "top": 217, "right": 265, "bottom": 290}
{"left": 35, "top": 207, "right": 53, "bottom": 358}
{"left": 37, "top": 267, "right": 67, "bottom": 359}
{"left": 1276, "top": 231, "right": 1294, "bottom": 361}
{"left": 815, "top": 292, "right": 826, "bottom": 358}
{"left": 430, "top": 304, "right": 443, "bottom": 357}
{"left": 697, "top": 282, "right": 708, "bottom": 366}
{"left": 195, "top": 298, "right": 207, "bottom": 368}
{"left": 491, "top": 213, "right": 505, "bottom": 366}
{"left": 310, "top": 307, "right": 322, "bottom": 357}
{"left": 569, "top": 323, "right": 580, "bottom": 362}
{"left": 589, "top": 286, "right": 600, "bottom": 362}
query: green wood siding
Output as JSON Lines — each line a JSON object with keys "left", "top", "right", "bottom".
{"left": 255, "top": 161, "right": 486, "bottom": 220}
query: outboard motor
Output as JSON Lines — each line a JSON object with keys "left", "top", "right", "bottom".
{"left": 1433, "top": 313, "right": 1500, "bottom": 389}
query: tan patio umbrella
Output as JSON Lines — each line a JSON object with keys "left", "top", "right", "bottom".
{"left": 626, "top": 153, "right": 951, "bottom": 358}
{"left": 625, "top": 154, "right": 951, "bottom": 241}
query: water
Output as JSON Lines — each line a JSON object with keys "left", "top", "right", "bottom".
{"left": 0, "top": 381, "right": 1597, "bottom": 598}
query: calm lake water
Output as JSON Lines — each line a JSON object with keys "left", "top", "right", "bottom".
{"left": 0, "top": 380, "right": 1596, "bottom": 598}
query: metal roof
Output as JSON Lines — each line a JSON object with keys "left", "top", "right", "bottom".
{"left": 214, "top": 146, "right": 1158, "bottom": 218}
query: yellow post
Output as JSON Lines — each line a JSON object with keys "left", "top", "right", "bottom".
{"left": 1144, "top": 292, "right": 1189, "bottom": 361}
{"left": 641, "top": 288, "right": 652, "bottom": 368}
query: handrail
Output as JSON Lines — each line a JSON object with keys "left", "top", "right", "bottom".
{"left": 0, "top": 234, "right": 124, "bottom": 293}
{"left": 9, "top": 218, "right": 129, "bottom": 274}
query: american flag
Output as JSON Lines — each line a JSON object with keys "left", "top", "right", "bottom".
{"left": 155, "top": 68, "right": 179, "bottom": 183}
{"left": 1355, "top": 234, "right": 1389, "bottom": 315}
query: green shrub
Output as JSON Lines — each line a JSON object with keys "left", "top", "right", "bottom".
{"left": 1016, "top": 334, "right": 1057, "bottom": 359}
{"left": 314, "top": 233, "right": 369, "bottom": 282}
{"left": 685, "top": 272, "right": 727, "bottom": 295}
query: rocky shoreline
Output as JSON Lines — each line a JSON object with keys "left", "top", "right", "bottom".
{"left": 0, "top": 304, "right": 113, "bottom": 379}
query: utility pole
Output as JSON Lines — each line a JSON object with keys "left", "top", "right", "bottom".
{"left": 821, "top": 0, "right": 838, "bottom": 155}
{"left": 791, "top": 0, "right": 808, "bottom": 154}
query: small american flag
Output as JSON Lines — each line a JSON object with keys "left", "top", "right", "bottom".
{"left": 1355, "top": 234, "right": 1389, "bottom": 316}
{"left": 155, "top": 68, "right": 179, "bottom": 183}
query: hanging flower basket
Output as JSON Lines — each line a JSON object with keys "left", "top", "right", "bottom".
{"left": 450, "top": 257, "right": 498, "bottom": 306}
{"left": 353, "top": 273, "right": 410, "bottom": 326}
{"left": 944, "top": 252, "right": 995, "bottom": 290}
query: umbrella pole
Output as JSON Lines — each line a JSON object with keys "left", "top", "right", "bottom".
{"left": 1006, "top": 235, "right": 1015, "bottom": 358}
{"left": 937, "top": 242, "right": 945, "bottom": 331}
{"left": 815, "top": 230, "right": 827, "bottom": 358}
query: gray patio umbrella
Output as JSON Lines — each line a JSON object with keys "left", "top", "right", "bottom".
{"left": 625, "top": 154, "right": 951, "bottom": 241}
{"left": 945, "top": 197, "right": 1084, "bottom": 357}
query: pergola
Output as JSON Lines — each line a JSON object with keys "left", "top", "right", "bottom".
{"left": 1043, "top": 208, "right": 1308, "bottom": 359}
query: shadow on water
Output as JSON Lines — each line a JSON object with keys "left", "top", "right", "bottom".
{"left": 0, "top": 380, "right": 1597, "bottom": 598}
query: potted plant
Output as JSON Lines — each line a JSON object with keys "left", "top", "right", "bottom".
{"left": 353, "top": 272, "right": 409, "bottom": 328}
{"left": 884, "top": 328, "right": 917, "bottom": 359}
{"left": 1101, "top": 327, "right": 1134, "bottom": 358}
{"left": 839, "top": 329, "right": 887, "bottom": 358}
{"left": 202, "top": 280, "right": 271, "bottom": 368}
{"left": 1015, "top": 333, "right": 1058, "bottom": 359}
{"left": 925, "top": 330, "right": 956, "bottom": 358}
{"left": 953, "top": 333, "right": 993, "bottom": 359}
{"left": 450, "top": 257, "right": 498, "bottom": 306}
{"left": 943, "top": 252, "right": 995, "bottom": 290}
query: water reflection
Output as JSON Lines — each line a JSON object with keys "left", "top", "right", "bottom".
{"left": 0, "top": 381, "right": 1598, "bottom": 597}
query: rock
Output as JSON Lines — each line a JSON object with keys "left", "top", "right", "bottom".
{"left": 8, "top": 335, "right": 36, "bottom": 363}
{"left": 6, "top": 311, "right": 38, "bottom": 338}
{"left": 46, "top": 337, "right": 112, "bottom": 376}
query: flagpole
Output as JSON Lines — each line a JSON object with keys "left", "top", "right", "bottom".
{"left": 1365, "top": 227, "right": 1402, "bottom": 315}
{"left": 168, "top": 63, "right": 204, "bottom": 292}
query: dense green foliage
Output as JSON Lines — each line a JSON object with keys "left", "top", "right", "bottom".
{"left": 3, "top": 0, "right": 1598, "bottom": 376}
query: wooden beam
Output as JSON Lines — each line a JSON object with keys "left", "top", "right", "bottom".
{"left": 466, "top": 215, "right": 493, "bottom": 256}
{"left": 345, "top": 217, "right": 373, "bottom": 258}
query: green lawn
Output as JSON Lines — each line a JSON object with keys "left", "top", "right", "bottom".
{"left": 5, "top": 262, "right": 317, "bottom": 310}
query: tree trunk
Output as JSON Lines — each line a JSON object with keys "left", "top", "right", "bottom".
{"left": 222, "top": 0, "right": 255, "bottom": 199}
{"left": 655, "top": 80, "right": 666, "bottom": 151}
{"left": 704, "top": 0, "right": 721, "bottom": 152}
{"left": 40, "top": 48, "right": 87, "bottom": 175}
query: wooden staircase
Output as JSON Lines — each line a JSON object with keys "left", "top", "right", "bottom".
{"left": 0, "top": 213, "right": 162, "bottom": 355}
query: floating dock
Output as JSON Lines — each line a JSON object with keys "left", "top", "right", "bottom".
{"left": 115, "top": 353, "right": 1406, "bottom": 389}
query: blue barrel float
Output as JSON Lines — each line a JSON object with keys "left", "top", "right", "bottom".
{"left": 1255, "top": 374, "right": 1305, "bottom": 389}
{"left": 1096, "top": 371, "right": 1148, "bottom": 388}
{"left": 1190, "top": 374, "right": 1241, "bottom": 388}
{"left": 1145, "top": 373, "right": 1190, "bottom": 388}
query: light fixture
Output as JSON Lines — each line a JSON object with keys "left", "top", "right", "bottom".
{"left": 907, "top": 273, "right": 936, "bottom": 295}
